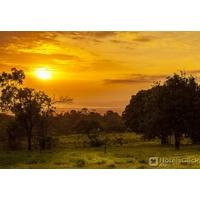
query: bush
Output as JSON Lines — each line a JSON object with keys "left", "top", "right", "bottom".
{"left": 76, "top": 159, "right": 86, "bottom": 167}
{"left": 87, "top": 133, "right": 104, "bottom": 147}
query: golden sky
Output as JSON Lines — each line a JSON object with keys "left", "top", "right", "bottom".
{"left": 0, "top": 31, "right": 200, "bottom": 113}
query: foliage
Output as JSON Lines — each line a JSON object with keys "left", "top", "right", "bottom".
{"left": 0, "top": 68, "right": 55, "bottom": 150}
{"left": 53, "top": 108, "right": 126, "bottom": 135}
{"left": 123, "top": 72, "right": 200, "bottom": 149}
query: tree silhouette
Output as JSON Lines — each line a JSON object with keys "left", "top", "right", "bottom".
{"left": 0, "top": 68, "right": 55, "bottom": 150}
{"left": 123, "top": 72, "right": 200, "bottom": 149}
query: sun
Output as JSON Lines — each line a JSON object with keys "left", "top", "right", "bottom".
{"left": 35, "top": 67, "right": 52, "bottom": 80}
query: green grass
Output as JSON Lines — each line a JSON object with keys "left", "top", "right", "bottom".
{"left": 1, "top": 133, "right": 200, "bottom": 168}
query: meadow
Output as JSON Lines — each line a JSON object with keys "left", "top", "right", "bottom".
{"left": 1, "top": 132, "right": 200, "bottom": 169}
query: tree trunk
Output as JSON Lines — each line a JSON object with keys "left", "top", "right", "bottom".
{"left": 40, "top": 138, "right": 46, "bottom": 150}
{"left": 175, "top": 134, "right": 180, "bottom": 150}
{"left": 27, "top": 126, "right": 33, "bottom": 151}
{"left": 28, "top": 133, "right": 32, "bottom": 151}
{"left": 104, "top": 143, "right": 107, "bottom": 154}
{"left": 161, "top": 135, "right": 168, "bottom": 145}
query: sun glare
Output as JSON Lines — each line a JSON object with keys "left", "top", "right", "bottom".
{"left": 35, "top": 68, "right": 52, "bottom": 80}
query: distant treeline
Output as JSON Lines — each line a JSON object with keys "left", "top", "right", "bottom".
{"left": 0, "top": 109, "right": 126, "bottom": 150}
{"left": 53, "top": 108, "right": 126, "bottom": 134}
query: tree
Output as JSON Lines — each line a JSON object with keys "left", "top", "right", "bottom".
{"left": 163, "top": 73, "right": 198, "bottom": 149}
{"left": 123, "top": 72, "right": 199, "bottom": 149}
{"left": 103, "top": 110, "right": 126, "bottom": 132}
{"left": 122, "top": 90, "right": 150, "bottom": 136}
{"left": 0, "top": 68, "right": 55, "bottom": 150}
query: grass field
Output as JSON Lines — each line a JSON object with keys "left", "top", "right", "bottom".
{"left": 1, "top": 133, "right": 200, "bottom": 169}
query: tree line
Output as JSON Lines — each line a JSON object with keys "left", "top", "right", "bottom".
{"left": 54, "top": 108, "right": 126, "bottom": 135}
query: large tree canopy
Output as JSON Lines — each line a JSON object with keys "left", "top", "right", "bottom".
{"left": 123, "top": 72, "right": 200, "bottom": 149}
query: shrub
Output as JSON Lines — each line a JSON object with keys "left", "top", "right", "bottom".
{"left": 76, "top": 159, "right": 86, "bottom": 167}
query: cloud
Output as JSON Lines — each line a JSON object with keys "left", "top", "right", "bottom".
{"left": 104, "top": 73, "right": 167, "bottom": 84}
{"left": 0, "top": 32, "right": 58, "bottom": 49}
{"left": 110, "top": 39, "right": 131, "bottom": 45}
{"left": 83, "top": 31, "right": 116, "bottom": 38}
{"left": 57, "top": 31, "right": 116, "bottom": 42}
{"left": 86, "top": 32, "right": 136, "bottom": 44}
{"left": 133, "top": 35, "right": 155, "bottom": 42}
{"left": 0, "top": 49, "right": 80, "bottom": 69}
{"left": 109, "top": 32, "right": 156, "bottom": 46}
{"left": 0, "top": 32, "right": 62, "bottom": 61}
{"left": 65, "top": 31, "right": 115, "bottom": 38}
{"left": 0, "top": 32, "right": 116, "bottom": 48}
{"left": 104, "top": 70, "right": 200, "bottom": 85}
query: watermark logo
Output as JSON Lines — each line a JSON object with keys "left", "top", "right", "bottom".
{"left": 149, "top": 157, "right": 159, "bottom": 166}
{"left": 148, "top": 156, "right": 200, "bottom": 167}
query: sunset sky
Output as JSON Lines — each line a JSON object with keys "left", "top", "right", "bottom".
{"left": 1, "top": 31, "right": 200, "bottom": 113}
